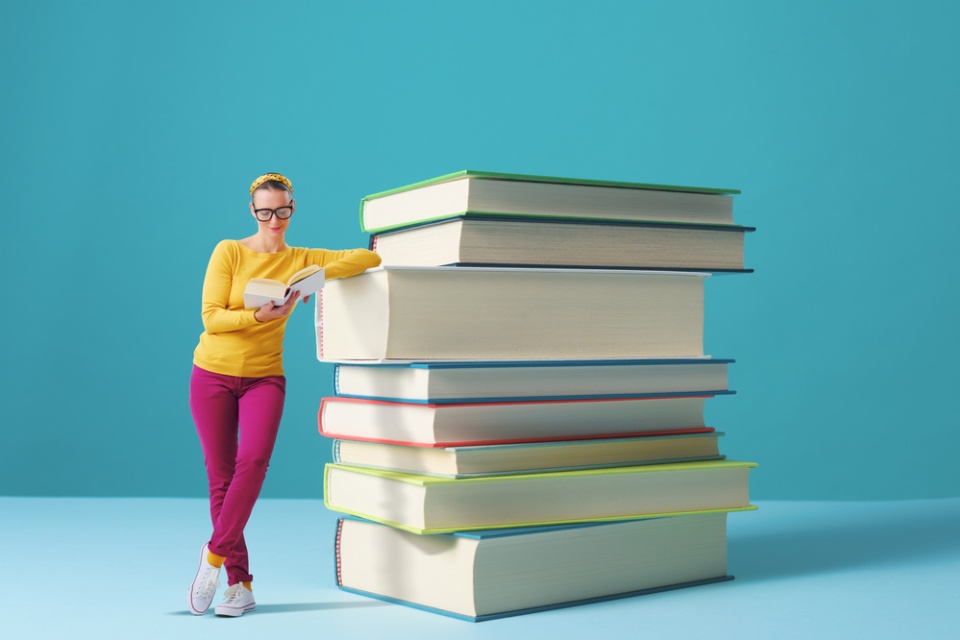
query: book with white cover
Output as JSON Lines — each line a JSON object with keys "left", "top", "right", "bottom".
{"left": 243, "top": 265, "right": 324, "bottom": 309}
{"left": 315, "top": 266, "right": 707, "bottom": 361}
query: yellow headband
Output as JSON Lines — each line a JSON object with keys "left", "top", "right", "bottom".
{"left": 250, "top": 173, "right": 294, "bottom": 195}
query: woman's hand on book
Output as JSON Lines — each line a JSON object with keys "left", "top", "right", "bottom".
{"left": 255, "top": 291, "right": 300, "bottom": 322}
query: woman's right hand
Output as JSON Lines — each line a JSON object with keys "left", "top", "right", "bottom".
{"left": 254, "top": 291, "right": 301, "bottom": 323}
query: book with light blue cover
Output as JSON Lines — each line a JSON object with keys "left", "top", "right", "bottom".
{"left": 334, "top": 513, "right": 735, "bottom": 621}
{"left": 332, "top": 357, "right": 735, "bottom": 404}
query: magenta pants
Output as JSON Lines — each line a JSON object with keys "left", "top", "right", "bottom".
{"left": 189, "top": 364, "right": 286, "bottom": 586}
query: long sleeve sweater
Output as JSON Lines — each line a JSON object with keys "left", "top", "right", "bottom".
{"left": 193, "top": 239, "right": 381, "bottom": 377}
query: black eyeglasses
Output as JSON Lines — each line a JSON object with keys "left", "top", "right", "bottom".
{"left": 253, "top": 205, "right": 294, "bottom": 221}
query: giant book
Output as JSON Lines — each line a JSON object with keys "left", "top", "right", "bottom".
{"left": 324, "top": 459, "right": 756, "bottom": 534}
{"left": 318, "top": 394, "right": 723, "bottom": 447}
{"left": 335, "top": 513, "right": 732, "bottom": 621}
{"left": 359, "top": 170, "right": 740, "bottom": 233}
{"left": 371, "top": 216, "right": 752, "bottom": 272}
{"left": 331, "top": 432, "right": 725, "bottom": 477}
{"left": 332, "top": 358, "right": 732, "bottom": 403}
{"left": 316, "top": 267, "right": 706, "bottom": 361}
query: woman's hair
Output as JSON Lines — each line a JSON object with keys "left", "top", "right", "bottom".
{"left": 250, "top": 173, "right": 294, "bottom": 200}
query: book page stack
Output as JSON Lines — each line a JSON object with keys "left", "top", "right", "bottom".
{"left": 315, "top": 171, "right": 756, "bottom": 621}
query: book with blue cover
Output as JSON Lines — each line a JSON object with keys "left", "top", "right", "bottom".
{"left": 335, "top": 513, "right": 733, "bottom": 621}
{"left": 332, "top": 357, "right": 733, "bottom": 403}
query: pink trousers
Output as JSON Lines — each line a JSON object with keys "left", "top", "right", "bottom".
{"left": 189, "top": 364, "right": 286, "bottom": 585}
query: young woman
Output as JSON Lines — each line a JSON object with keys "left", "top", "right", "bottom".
{"left": 188, "top": 173, "right": 380, "bottom": 616}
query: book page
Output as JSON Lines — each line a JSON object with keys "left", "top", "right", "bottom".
{"left": 288, "top": 264, "right": 323, "bottom": 286}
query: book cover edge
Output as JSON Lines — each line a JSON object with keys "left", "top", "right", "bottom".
{"left": 328, "top": 502, "right": 757, "bottom": 535}
{"left": 336, "top": 575, "right": 735, "bottom": 622}
{"left": 362, "top": 170, "right": 741, "bottom": 202}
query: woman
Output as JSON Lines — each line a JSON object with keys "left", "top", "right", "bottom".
{"left": 188, "top": 173, "right": 380, "bottom": 616}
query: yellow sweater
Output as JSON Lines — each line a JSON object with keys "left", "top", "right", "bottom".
{"left": 193, "top": 240, "right": 381, "bottom": 377}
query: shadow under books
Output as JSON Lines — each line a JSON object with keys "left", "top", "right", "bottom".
{"left": 728, "top": 503, "right": 960, "bottom": 582}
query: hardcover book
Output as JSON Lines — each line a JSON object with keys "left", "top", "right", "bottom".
{"left": 318, "top": 394, "right": 723, "bottom": 447}
{"left": 324, "top": 459, "right": 757, "bottom": 534}
{"left": 370, "top": 216, "right": 752, "bottom": 272}
{"left": 335, "top": 513, "right": 732, "bottom": 621}
{"left": 332, "top": 431, "right": 724, "bottom": 477}
{"left": 332, "top": 358, "right": 732, "bottom": 403}
{"left": 359, "top": 170, "right": 739, "bottom": 233}
{"left": 316, "top": 266, "right": 706, "bottom": 361}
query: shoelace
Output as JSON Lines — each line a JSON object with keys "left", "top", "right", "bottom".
{"left": 195, "top": 566, "right": 221, "bottom": 599}
{"left": 223, "top": 585, "right": 246, "bottom": 602}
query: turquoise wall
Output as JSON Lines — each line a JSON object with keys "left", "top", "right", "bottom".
{"left": 2, "top": 0, "right": 957, "bottom": 499}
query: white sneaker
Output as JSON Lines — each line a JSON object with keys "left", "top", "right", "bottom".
{"left": 188, "top": 544, "right": 221, "bottom": 615}
{"left": 215, "top": 583, "right": 256, "bottom": 617}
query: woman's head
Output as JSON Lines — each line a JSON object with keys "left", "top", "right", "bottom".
{"left": 249, "top": 172, "right": 296, "bottom": 238}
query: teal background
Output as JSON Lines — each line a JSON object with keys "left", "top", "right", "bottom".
{"left": 1, "top": 0, "right": 957, "bottom": 500}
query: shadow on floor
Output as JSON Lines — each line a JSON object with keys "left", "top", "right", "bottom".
{"left": 254, "top": 601, "right": 391, "bottom": 614}
{"left": 729, "top": 503, "right": 960, "bottom": 582}
{"left": 167, "top": 600, "right": 389, "bottom": 616}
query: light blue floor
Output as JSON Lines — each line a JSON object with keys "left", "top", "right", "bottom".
{"left": 1, "top": 497, "right": 957, "bottom": 639}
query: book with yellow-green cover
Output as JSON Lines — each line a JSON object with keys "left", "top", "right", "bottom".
{"left": 324, "top": 459, "right": 757, "bottom": 534}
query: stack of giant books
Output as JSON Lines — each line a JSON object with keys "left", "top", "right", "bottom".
{"left": 315, "top": 171, "right": 757, "bottom": 621}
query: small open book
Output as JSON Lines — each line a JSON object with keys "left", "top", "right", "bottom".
{"left": 243, "top": 265, "right": 325, "bottom": 309}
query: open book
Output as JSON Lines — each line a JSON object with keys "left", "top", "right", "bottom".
{"left": 243, "top": 264, "right": 325, "bottom": 309}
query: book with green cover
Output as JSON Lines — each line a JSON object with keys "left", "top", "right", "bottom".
{"left": 324, "top": 459, "right": 757, "bottom": 534}
{"left": 359, "top": 170, "right": 743, "bottom": 233}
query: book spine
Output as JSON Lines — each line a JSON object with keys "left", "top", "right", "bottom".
{"left": 317, "top": 400, "right": 329, "bottom": 437}
{"left": 333, "top": 364, "right": 340, "bottom": 395}
{"left": 333, "top": 389, "right": 735, "bottom": 405}
{"left": 334, "top": 518, "right": 345, "bottom": 587}
{"left": 315, "top": 291, "right": 325, "bottom": 360}
{"left": 323, "top": 394, "right": 716, "bottom": 410}
{"left": 332, "top": 439, "right": 341, "bottom": 463}
{"left": 369, "top": 235, "right": 378, "bottom": 251}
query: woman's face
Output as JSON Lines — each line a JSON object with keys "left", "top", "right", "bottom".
{"left": 250, "top": 189, "right": 295, "bottom": 238}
